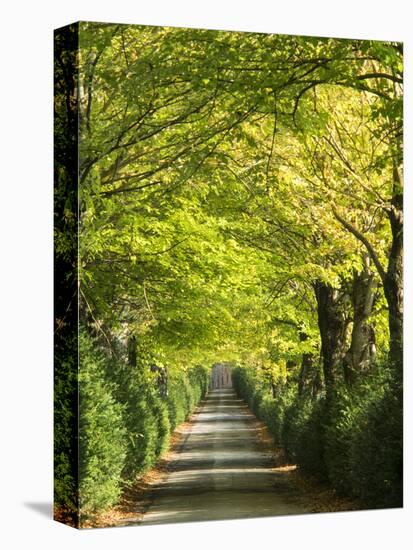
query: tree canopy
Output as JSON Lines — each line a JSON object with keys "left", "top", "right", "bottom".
{"left": 71, "top": 22, "right": 403, "bottom": 383}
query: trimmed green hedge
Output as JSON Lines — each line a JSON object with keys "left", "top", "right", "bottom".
{"left": 282, "top": 395, "right": 327, "bottom": 479}
{"left": 324, "top": 381, "right": 403, "bottom": 507}
{"left": 54, "top": 334, "right": 80, "bottom": 518}
{"left": 79, "top": 333, "right": 127, "bottom": 514}
{"left": 168, "top": 365, "right": 209, "bottom": 431}
{"left": 232, "top": 364, "right": 402, "bottom": 508}
{"left": 73, "top": 330, "right": 210, "bottom": 517}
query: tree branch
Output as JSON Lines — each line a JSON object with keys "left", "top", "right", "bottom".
{"left": 271, "top": 317, "right": 299, "bottom": 329}
{"left": 332, "top": 208, "right": 387, "bottom": 285}
{"left": 357, "top": 72, "right": 403, "bottom": 84}
{"left": 99, "top": 180, "right": 164, "bottom": 197}
{"left": 143, "top": 282, "right": 156, "bottom": 321}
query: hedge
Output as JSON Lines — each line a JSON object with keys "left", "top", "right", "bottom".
{"left": 232, "top": 363, "right": 402, "bottom": 508}
{"left": 57, "top": 329, "right": 211, "bottom": 518}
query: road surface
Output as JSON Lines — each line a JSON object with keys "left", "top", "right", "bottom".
{"left": 141, "top": 388, "right": 310, "bottom": 525}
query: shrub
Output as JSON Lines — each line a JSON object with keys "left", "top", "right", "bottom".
{"left": 188, "top": 364, "right": 210, "bottom": 402}
{"left": 149, "top": 390, "right": 171, "bottom": 458}
{"left": 124, "top": 394, "right": 159, "bottom": 476}
{"left": 110, "top": 366, "right": 167, "bottom": 478}
{"left": 232, "top": 365, "right": 260, "bottom": 410}
{"left": 348, "top": 384, "right": 402, "bottom": 507}
{"left": 283, "top": 395, "right": 327, "bottom": 478}
{"left": 232, "top": 362, "right": 402, "bottom": 507}
{"left": 167, "top": 365, "right": 209, "bottom": 430}
{"left": 323, "top": 387, "right": 360, "bottom": 494}
{"left": 322, "top": 370, "right": 402, "bottom": 507}
{"left": 78, "top": 333, "right": 127, "bottom": 515}
{"left": 250, "top": 388, "right": 265, "bottom": 417}
{"left": 54, "top": 336, "right": 79, "bottom": 518}
{"left": 167, "top": 373, "right": 190, "bottom": 430}
{"left": 258, "top": 391, "right": 293, "bottom": 445}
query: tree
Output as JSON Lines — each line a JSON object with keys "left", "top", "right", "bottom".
{"left": 77, "top": 22, "right": 402, "bottom": 398}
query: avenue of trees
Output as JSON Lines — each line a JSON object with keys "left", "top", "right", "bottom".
{"left": 54, "top": 22, "right": 403, "bottom": 524}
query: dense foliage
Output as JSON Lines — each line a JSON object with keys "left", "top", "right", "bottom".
{"left": 54, "top": 22, "right": 403, "bottom": 520}
{"left": 79, "top": 332, "right": 127, "bottom": 514}
{"left": 77, "top": 330, "right": 209, "bottom": 518}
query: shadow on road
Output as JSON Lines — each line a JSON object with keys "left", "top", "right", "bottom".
{"left": 141, "top": 388, "right": 309, "bottom": 525}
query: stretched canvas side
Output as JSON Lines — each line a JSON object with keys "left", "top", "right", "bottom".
{"left": 54, "top": 22, "right": 80, "bottom": 529}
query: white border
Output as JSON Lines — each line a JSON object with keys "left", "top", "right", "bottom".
{"left": 0, "top": 1, "right": 411, "bottom": 548}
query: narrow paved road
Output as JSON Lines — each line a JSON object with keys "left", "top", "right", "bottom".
{"left": 141, "top": 388, "right": 310, "bottom": 525}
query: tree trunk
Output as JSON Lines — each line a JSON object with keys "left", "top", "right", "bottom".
{"left": 333, "top": 160, "right": 403, "bottom": 378}
{"left": 313, "top": 281, "right": 348, "bottom": 399}
{"left": 343, "top": 256, "right": 377, "bottom": 385}
{"left": 298, "top": 331, "right": 315, "bottom": 396}
{"left": 384, "top": 164, "right": 403, "bottom": 374}
{"left": 127, "top": 334, "right": 137, "bottom": 367}
{"left": 311, "top": 363, "right": 323, "bottom": 399}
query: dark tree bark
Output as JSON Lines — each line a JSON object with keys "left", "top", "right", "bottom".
{"left": 384, "top": 163, "right": 403, "bottom": 374}
{"left": 127, "top": 334, "right": 137, "bottom": 367}
{"left": 313, "top": 281, "right": 349, "bottom": 399}
{"left": 54, "top": 23, "right": 80, "bottom": 527}
{"left": 298, "top": 331, "right": 315, "bottom": 396}
{"left": 311, "top": 363, "right": 324, "bottom": 399}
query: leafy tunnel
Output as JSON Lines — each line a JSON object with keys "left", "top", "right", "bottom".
{"left": 54, "top": 22, "right": 403, "bottom": 526}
